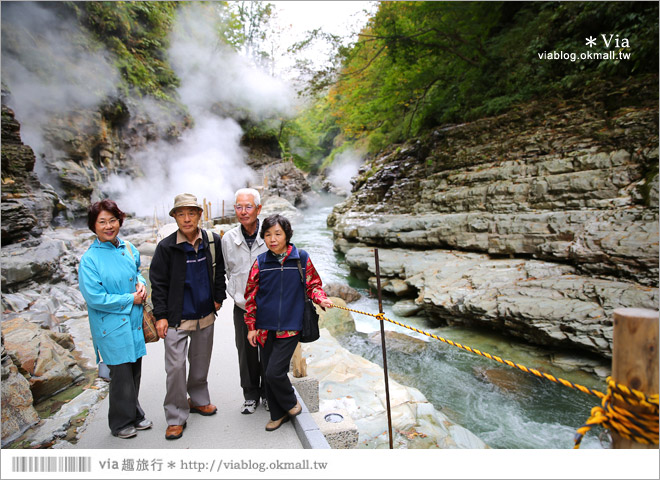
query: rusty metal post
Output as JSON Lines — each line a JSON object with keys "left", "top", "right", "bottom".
{"left": 375, "top": 248, "right": 394, "bottom": 449}
{"left": 611, "top": 308, "right": 659, "bottom": 449}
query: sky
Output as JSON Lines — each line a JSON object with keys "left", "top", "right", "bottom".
{"left": 268, "top": 1, "right": 377, "bottom": 76}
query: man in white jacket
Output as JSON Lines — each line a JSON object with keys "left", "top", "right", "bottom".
{"left": 221, "top": 188, "right": 268, "bottom": 414}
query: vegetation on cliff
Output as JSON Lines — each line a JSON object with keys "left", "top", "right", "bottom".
{"left": 298, "top": 1, "right": 659, "bottom": 159}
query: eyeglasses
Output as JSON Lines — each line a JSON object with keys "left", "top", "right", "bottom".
{"left": 97, "top": 218, "right": 119, "bottom": 227}
{"left": 234, "top": 205, "right": 255, "bottom": 212}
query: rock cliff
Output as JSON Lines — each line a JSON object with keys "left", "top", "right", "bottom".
{"left": 329, "top": 76, "right": 659, "bottom": 359}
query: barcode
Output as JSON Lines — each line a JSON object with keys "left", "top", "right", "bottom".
{"left": 12, "top": 456, "right": 91, "bottom": 473}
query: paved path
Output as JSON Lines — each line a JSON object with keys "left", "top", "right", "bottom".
{"left": 68, "top": 299, "right": 303, "bottom": 449}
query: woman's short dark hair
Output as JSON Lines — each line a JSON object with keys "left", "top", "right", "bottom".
{"left": 87, "top": 199, "right": 126, "bottom": 233}
{"left": 260, "top": 214, "right": 293, "bottom": 244}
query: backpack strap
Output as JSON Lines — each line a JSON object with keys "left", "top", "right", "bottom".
{"left": 205, "top": 229, "right": 216, "bottom": 279}
{"left": 295, "top": 249, "right": 309, "bottom": 286}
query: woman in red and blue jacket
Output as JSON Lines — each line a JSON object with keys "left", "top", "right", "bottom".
{"left": 244, "top": 214, "right": 333, "bottom": 432}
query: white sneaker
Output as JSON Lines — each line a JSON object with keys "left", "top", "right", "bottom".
{"left": 241, "top": 399, "right": 257, "bottom": 414}
{"left": 261, "top": 397, "right": 269, "bottom": 412}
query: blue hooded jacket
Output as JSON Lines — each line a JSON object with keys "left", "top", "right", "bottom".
{"left": 78, "top": 238, "right": 147, "bottom": 365}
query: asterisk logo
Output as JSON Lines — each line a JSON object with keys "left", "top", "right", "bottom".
{"left": 585, "top": 36, "right": 597, "bottom": 47}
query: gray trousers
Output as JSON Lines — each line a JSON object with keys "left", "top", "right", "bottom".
{"left": 233, "top": 305, "right": 264, "bottom": 401}
{"left": 163, "top": 323, "right": 214, "bottom": 425}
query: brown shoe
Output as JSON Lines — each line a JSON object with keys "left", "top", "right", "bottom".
{"left": 265, "top": 415, "right": 290, "bottom": 432}
{"left": 288, "top": 401, "right": 302, "bottom": 417}
{"left": 165, "top": 422, "right": 186, "bottom": 440}
{"left": 188, "top": 398, "right": 217, "bottom": 416}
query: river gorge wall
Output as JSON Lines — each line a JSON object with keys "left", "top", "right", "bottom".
{"left": 328, "top": 75, "right": 659, "bottom": 359}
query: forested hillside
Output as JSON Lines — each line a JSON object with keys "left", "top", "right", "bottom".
{"left": 296, "top": 1, "right": 658, "bottom": 165}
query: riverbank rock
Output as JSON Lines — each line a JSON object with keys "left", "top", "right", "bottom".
{"left": 319, "top": 298, "right": 356, "bottom": 337}
{"left": 392, "top": 299, "right": 422, "bottom": 317}
{"left": 342, "top": 246, "right": 658, "bottom": 359}
{"left": 259, "top": 195, "right": 304, "bottom": 223}
{"left": 1, "top": 101, "right": 61, "bottom": 246}
{"left": 1, "top": 237, "right": 66, "bottom": 291}
{"left": 367, "top": 331, "right": 428, "bottom": 356}
{"left": 330, "top": 78, "right": 659, "bottom": 358}
{"left": 324, "top": 283, "right": 362, "bottom": 303}
{"left": 2, "top": 317, "right": 84, "bottom": 402}
{"left": 262, "top": 161, "right": 316, "bottom": 208}
{"left": 1, "top": 336, "right": 40, "bottom": 447}
{"left": 303, "top": 328, "right": 487, "bottom": 448}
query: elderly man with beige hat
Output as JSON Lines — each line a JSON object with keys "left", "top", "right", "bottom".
{"left": 150, "top": 193, "right": 226, "bottom": 440}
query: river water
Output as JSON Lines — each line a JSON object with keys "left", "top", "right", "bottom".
{"left": 295, "top": 194, "right": 605, "bottom": 449}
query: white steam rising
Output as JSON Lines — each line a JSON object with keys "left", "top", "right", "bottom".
{"left": 1, "top": 2, "right": 119, "bottom": 178}
{"left": 106, "top": 116, "right": 254, "bottom": 218}
{"left": 326, "top": 149, "right": 364, "bottom": 192}
{"left": 105, "top": 3, "right": 297, "bottom": 217}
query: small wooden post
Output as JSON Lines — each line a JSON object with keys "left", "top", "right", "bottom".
{"left": 222, "top": 200, "right": 225, "bottom": 218}
{"left": 292, "top": 343, "right": 307, "bottom": 378}
{"left": 611, "top": 308, "right": 659, "bottom": 449}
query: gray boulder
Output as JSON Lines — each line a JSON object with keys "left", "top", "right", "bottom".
{"left": 324, "top": 283, "right": 362, "bottom": 303}
{"left": 1, "top": 237, "right": 66, "bottom": 291}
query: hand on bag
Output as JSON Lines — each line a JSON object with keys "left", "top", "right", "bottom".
{"left": 133, "top": 291, "right": 144, "bottom": 305}
{"left": 156, "top": 319, "right": 169, "bottom": 339}
{"left": 319, "top": 298, "right": 334, "bottom": 309}
{"left": 135, "top": 283, "right": 147, "bottom": 301}
{"left": 247, "top": 330, "right": 258, "bottom": 348}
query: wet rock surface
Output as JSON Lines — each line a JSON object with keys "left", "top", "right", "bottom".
{"left": 330, "top": 78, "right": 659, "bottom": 358}
{"left": 303, "top": 328, "right": 487, "bottom": 449}
{"left": 342, "top": 246, "right": 658, "bottom": 358}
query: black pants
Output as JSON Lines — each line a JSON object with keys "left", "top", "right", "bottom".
{"left": 259, "top": 331, "right": 299, "bottom": 421}
{"left": 107, "top": 358, "right": 145, "bottom": 434}
{"left": 233, "top": 305, "right": 264, "bottom": 401}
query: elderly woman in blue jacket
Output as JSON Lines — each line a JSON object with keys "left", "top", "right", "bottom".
{"left": 78, "top": 199, "right": 152, "bottom": 439}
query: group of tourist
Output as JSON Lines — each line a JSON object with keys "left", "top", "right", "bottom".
{"left": 78, "top": 188, "right": 333, "bottom": 440}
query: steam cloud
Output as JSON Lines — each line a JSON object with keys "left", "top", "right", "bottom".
{"left": 106, "top": 3, "right": 298, "bottom": 217}
{"left": 326, "top": 149, "right": 363, "bottom": 193}
{"left": 2, "top": 2, "right": 298, "bottom": 218}
{"left": 1, "top": 2, "right": 119, "bottom": 184}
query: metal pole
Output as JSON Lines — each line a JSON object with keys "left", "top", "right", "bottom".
{"left": 375, "top": 248, "right": 394, "bottom": 449}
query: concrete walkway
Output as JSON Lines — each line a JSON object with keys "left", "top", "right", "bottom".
{"left": 68, "top": 299, "right": 304, "bottom": 449}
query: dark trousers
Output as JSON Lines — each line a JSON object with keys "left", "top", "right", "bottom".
{"left": 233, "top": 305, "right": 264, "bottom": 401}
{"left": 107, "top": 358, "right": 145, "bottom": 434}
{"left": 259, "top": 330, "right": 299, "bottom": 421}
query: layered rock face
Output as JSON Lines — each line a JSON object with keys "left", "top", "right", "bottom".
{"left": 329, "top": 76, "right": 659, "bottom": 358}
{"left": 1, "top": 101, "right": 60, "bottom": 245}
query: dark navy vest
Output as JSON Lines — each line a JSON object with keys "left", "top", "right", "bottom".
{"left": 255, "top": 245, "right": 308, "bottom": 331}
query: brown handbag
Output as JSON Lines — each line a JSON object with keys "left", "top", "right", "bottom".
{"left": 125, "top": 243, "right": 159, "bottom": 343}
{"left": 142, "top": 303, "right": 159, "bottom": 343}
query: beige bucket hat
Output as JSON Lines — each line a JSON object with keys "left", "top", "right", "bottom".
{"left": 169, "top": 193, "right": 203, "bottom": 217}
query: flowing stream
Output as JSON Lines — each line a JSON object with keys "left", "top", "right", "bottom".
{"left": 295, "top": 194, "right": 605, "bottom": 449}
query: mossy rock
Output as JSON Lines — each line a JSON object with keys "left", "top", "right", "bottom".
{"left": 318, "top": 297, "right": 356, "bottom": 337}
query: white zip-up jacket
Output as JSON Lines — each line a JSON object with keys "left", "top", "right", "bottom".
{"left": 221, "top": 221, "right": 268, "bottom": 311}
